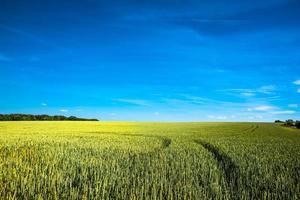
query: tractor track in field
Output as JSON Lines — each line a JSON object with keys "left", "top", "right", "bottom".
{"left": 85, "top": 131, "right": 171, "bottom": 151}
{"left": 238, "top": 124, "right": 259, "bottom": 137}
{"left": 195, "top": 139, "right": 241, "bottom": 199}
{"left": 226, "top": 124, "right": 259, "bottom": 138}
{"left": 244, "top": 125, "right": 259, "bottom": 134}
{"left": 247, "top": 125, "right": 259, "bottom": 133}
{"left": 242, "top": 125, "right": 256, "bottom": 132}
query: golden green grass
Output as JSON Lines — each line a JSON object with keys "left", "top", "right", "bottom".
{"left": 0, "top": 121, "right": 299, "bottom": 199}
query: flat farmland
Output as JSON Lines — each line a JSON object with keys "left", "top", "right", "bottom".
{"left": 0, "top": 122, "right": 299, "bottom": 199}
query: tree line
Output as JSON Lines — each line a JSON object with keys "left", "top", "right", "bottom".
{"left": 0, "top": 114, "right": 98, "bottom": 121}
{"left": 275, "top": 119, "right": 300, "bottom": 129}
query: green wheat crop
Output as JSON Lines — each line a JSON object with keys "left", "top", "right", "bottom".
{"left": 0, "top": 122, "right": 299, "bottom": 199}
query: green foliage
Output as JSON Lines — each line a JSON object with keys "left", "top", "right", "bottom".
{"left": 0, "top": 122, "right": 299, "bottom": 199}
{"left": 274, "top": 120, "right": 284, "bottom": 123}
{"left": 0, "top": 114, "right": 98, "bottom": 121}
{"left": 295, "top": 121, "right": 300, "bottom": 129}
{"left": 285, "top": 119, "right": 295, "bottom": 126}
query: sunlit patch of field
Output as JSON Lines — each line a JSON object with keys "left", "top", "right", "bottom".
{"left": 0, "top": 122, "right": 299, "bottom": 199}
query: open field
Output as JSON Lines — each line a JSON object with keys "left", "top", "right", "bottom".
{"left": 0, "top": 122, "right": 299, "bottom": 199}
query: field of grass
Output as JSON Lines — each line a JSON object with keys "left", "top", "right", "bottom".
{"left": 0, "top": 121, "right": 299, "bottom": 199}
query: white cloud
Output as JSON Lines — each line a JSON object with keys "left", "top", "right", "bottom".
{"left": 293, "top": 80, "right": 300, "bottom": 85}
{"left": 253, "top": 105, "right": 275, "bottom": 111}
{"left": 41, "top": 103, "right": 47, "bottom": 106}
{"left": 297, "top": 88, "right": 300, "bottom": 93}
{"left": 257, "top": 85, "right": 276, "bottom": 94}
{"left": 247, "top": 115, "right": 263, "bottom": 120}
{"left": 288, "top": 104, "right": 298, "bottom": 108}
{"left": 208, "top": 115, "right": 228, "bottom": 120}
{"left": 220, "top": 85, "right": 276, "bottom": 97}
{"left": 241, "top": 92, "right": 255, "bottom": 97}
{"left": 256, "top": 115, "right": 263, "bottom": 119}
{"left": 59, "top": 109, "right": 68, "bottom": 113}
{"left": 115, "top": 99, "right": 150, "bottom": 106}
{"left": 270, "top": 110, "right": 295, "bottom": 115}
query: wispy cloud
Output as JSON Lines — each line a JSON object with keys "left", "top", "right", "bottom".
{"left": 241, "top": 92, "right": 256, "bottom": 97}
{"left": 247, "top": 104, "right": 296, "bottom": 116}
{"left": 208, "top": 115, "right": 228, "bottom": 120}
{"left": 293, "top": 80, "right": 300, "bottom": 93}
{"left": 207, "top": 114, "right": 238, "bottom": 121}
{"left": 257, "top": 85, "right": 276, "bottom": 94}
{"left": 59, "top": 109, "right": 68, "bottom": 113}
{"left": 231, "top": 89, "right": 257, "bottom": 97}
{"left": 251, "top": 105, "right": 276, "bottom": 111}
{"left": 154, "top": 112, "right": 160, "bottom": 116}
{"left": 41, "top": 103, "right": 47, "bottom": 106}
{"left": 166, "top": 94, "right": 279, "bottom": 113}
{"left": 247, "top": 115, "right": 263, "bottom": 120}
{"left": 288, "top": 104, "right": 298, "bottom": 108}
{"left": 220, "top": 85, "right": 276, "bottom": 97}
{"left": 270, "top": 110, "right": 295, "bottom": 115}
{"left": 293, "top": 80, "right": 300, "bottom": 85}
{"left": 115, "top": 99, "right": 151, "bottom": 106}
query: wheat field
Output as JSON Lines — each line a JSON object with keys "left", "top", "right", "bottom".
{"left": 0, "top": 121, "right": 299, "bottom": 199}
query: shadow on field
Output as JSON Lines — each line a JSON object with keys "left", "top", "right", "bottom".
{"left": 195, "top": 139, "right": 241, "bottom": 199}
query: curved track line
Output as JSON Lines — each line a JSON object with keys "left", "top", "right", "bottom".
{"left": 226, "top": 124, "right": 259, "bottom": 137}
{"left": 241, "top": 125, "right": 255, "bottom": 132}
{"left": 85, "top": 131, "right": 172, "bottom": 152}
{"left": 243, "top": 125, "right": 259, "bottom": 134}
{"left": 249, "top": 125, "right": 259, "bottom": 133}
{"left": 195, "top": 139, "right": 241, "bottom": 199}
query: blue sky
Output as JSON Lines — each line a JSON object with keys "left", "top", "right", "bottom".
{"left": 0, "top": 0, "right": 300, "bottom": 121}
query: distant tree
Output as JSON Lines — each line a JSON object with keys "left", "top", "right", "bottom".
{"left": 53, "top": 115, "right": 67, "bottom": 120}
{"left": 275, "top": 120, "right": 284, "bottom": 123}
{"left": 0, "top": 114, "right": 98, "bottom": 121}
{"left": 68, "top": 116, "right": 78, "bottom": 121}
{"left": 285, "top": 119, "right": 294, "bottom": 126}
{"left": 295, "top": 121, "right": 300, "bottom": 129}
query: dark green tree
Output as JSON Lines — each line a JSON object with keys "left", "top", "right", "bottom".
{"left": 0, "top": 114, "right": 98, "bottom": 121}
{"left": 285, "top": 119, "right": 294, "bottom": 126}
{"left": 295, "top": 121, "right": 300, "bottom": 129}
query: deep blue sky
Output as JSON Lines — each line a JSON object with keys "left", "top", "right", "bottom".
{"left": 1, "top": 0, "right": 300, "bottom": 121}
